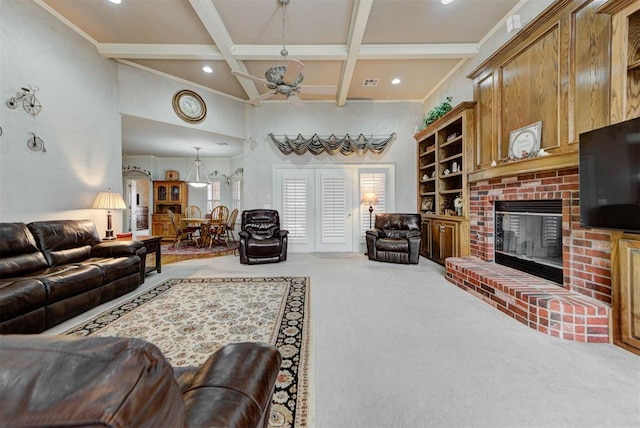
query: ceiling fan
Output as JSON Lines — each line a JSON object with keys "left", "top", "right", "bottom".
{"left": 231, "top": 0, "right": 337, "bottom": 109}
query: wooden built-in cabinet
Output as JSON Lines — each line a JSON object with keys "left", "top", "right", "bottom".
{"left": 467, "top": 0, "right": 614, "bottom": 182}
{"left": 151, "top": 180, "right": 188, "bottom": 240}
{"left": 415, "top": 102, "right": 475, "bottom": 264}
{"left": 611, "top": 231, "right": 640, "bottom": 355}
{"left": 603, "top": 0, "right": 640, "bottom": 356}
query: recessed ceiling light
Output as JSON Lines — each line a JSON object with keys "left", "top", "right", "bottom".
{"left": 441, "top": 0, "right": 455, "bottom": 4}
{"left": 108, "top": 0, "right": 121, "bottom": 4}
{"left": 202, "top": 66, "right": 213, "bottom": 73}
{"left": 391, "top": 78, "right": 401, "bottom": 85}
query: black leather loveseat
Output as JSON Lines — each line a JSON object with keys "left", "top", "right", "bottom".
{"left": 0, "top": 220, "right": 146, "bottom": 334}
{"left": 0, "top": 335, "right": 282, "bottom": 428}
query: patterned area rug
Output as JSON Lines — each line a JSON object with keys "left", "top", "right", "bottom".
{"left": 161, "top": 241, "right": 238, "bottom": 256}
{"left": 65, "top": 277, "right": 311, "bottom": 428}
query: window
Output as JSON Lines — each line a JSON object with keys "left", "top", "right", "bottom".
{"left": 206, "top": 180, "right": 221, "bottom": 213}
{"left": 360, "top": 172, "right": 386, "bottom": 235}
{"left": 282, "top": 176, "right": 307, "bottom": 239}
{"left": 231, "top": 179, "right": 241, "bottom": 213}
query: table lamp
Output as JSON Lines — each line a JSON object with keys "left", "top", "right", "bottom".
{"left": 92, "top": 189, "right": 127, "bottom": 240}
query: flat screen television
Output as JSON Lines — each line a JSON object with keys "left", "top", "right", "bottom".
{"left": 579, "top": 116, "right": 640, "bottom": 233}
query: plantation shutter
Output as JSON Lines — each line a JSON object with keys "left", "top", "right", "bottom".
{"left": 231, "top": 179, "right": 241, "bottom": 212}
{"left": 207, "top": 181, "right": 222, "bottom": 213}
{"left": 282, "top": 176, "right": 307, "bottom": 239}
{"left": 321, "top": 175, "right": 346, "bottom": 243}
{"left": 360, "top": 173, "right": 386, "bottom": 234}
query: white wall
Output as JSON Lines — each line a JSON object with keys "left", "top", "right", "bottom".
{"left": 243, "top": 101, "right": 422, "bottom": 212}
{"left": 118, "top": 64, "right": 245, "bottom": 139}
{"left": 0, "top": 0, "right": 123, "bottom": 236}
{"left": 422, "top": 0, "right": 555, "bottom": 112}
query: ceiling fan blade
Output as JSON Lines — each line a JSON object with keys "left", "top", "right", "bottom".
{"left": 282, "top": 59, "right": 304, "bottom": 85}
{"left": 231, "top": 70, "right": 270, "bottom": 86}
{"left": 288, "top": 94, "right": 305, "bottom": 110}
{"left": 298, "top": 85, "right": 337, "bottom": 95}
{"left": 248, "top": 90, "right": 277, "bottom": 106}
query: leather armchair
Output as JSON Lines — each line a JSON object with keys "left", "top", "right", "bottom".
{"left": 366, "top": 213, "right": 422, "bottom": 264}
{"left": 0, "top": 335, "right": 282, "bottom": 428}
{"left": 239, "top": 209, "right": 289, "bottom": 265}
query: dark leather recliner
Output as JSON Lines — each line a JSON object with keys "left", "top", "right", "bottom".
{"left": 239, "top": 209, "right": 289, "bottom": 265}
{"left": 366, "top": 213, "right": 421, "bottom": 264}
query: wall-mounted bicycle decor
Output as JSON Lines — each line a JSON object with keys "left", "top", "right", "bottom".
{"left": 26, "top": 132, "right": 47, "bottom": 153}
{"left": 6, "top": 85, "right": 42, "bottom": 117}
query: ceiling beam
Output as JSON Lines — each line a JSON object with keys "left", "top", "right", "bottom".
{"left": 97, "top": 42, "right": 476, "bottom": 61}
{"left": 338, "top": 0, "right": 373, "bottom": 107}
{"left": 98, "top": 44, "right": 225, "bottom": 60}
{"left": 188, "top": 0, "right": 259, "bottom": 100}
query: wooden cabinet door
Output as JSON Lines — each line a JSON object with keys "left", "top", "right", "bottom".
{"left": 421, "top": 219, "right": 431, "bottom": 258}
{"left": 431, "top": 220, "right": 457, "bottom": 264}
{"left": 617, "top": 238, "right": 640, "bottom": 352}
{"left": 155, "top": 183, "right": 168, "bottom": 202}
{"left": 152, "top": 217, "right": 168, "bottom": 238}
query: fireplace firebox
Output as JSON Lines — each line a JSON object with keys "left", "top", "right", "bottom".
{"left": 495, "top": 200, "right": 563, "bottom": 284}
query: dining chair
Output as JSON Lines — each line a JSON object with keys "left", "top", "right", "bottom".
{"left": 167, "top": 209, "right": 199, "bottom": 249}
{"left": 207, "top": 205, "right": 229, "bottom": 249}
{"left": 224, "top": 208, "right": 239, "bottom": 247}
{"left": 184, "top": 205, "right": 202, "bottom": 219}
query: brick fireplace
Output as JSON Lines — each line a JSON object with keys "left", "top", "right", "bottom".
{"left": 446, "top": 167, "right": 611, "bottom": 342}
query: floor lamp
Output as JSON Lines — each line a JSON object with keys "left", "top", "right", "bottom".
{"left": 361, "top": 192, "right": 378, "bottom": 255}
{"left": 92, "top": 189, "right": 127, "bottom": 240}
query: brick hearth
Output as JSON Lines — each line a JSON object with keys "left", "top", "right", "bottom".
{"left": 446, "top": 257, "right": 609, "bottom": 342}
{"left": 445, "top": 167, "right": 612, "bottom": 342}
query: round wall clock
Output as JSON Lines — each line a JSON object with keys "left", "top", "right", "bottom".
{"left": 172, "top": 90, "right": 207, "bottom": 123}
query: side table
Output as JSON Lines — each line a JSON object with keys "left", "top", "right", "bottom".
{"left": 118, "top": 235, "right": 162, "bottom": 276}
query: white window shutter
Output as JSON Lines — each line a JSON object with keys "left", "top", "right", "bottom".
{"left": 282, "top": 176, "right": 307, "bottom": 239}
{"left": 321, "top": 175, "right": 346, "bottom": 243}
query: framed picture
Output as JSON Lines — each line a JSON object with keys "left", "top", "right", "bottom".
{"left": 421, "top": 197, "right": 434, "bottom": 211}
{"left": 508, "top": 121, "right": 542, "bottom": 159}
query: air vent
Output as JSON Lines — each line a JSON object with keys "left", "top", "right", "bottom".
{"left": 362, "top": 78, "right": 379, "bottom": 87}
{"left": 217, "top": 142, "right": 228, "bottom": 146}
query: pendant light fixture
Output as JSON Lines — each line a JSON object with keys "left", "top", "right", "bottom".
{"left": 186, "top": 147, "right": 211, "bottom": 188}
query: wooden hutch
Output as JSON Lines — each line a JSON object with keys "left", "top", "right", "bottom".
{"left": 151, "top": 180, "right": 188, "bottom": 240}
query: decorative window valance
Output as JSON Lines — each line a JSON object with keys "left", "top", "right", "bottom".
{"left": 268, "top": 133, "right": 396, "bottom": 156}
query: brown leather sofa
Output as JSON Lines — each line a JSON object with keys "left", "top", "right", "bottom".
{"left": 366, "top": 213, "right": 422, "bottom": 264}
{"left": 239, "top": 209, "right": 289, "bottom": 265}
{"left": 0, "top": 335, "right": 282, "bottom": 428}
{"left": 0, "top": 220, "right": 146, "bottom": 334}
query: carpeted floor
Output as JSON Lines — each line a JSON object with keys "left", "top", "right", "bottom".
{"left": 65, "top": 277, "right": 311, "bottom": 428}
{"left": 46, "top": 253, "right": 640, "bottom": 428}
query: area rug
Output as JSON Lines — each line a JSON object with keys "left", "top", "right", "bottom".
{"left": 161, "top": 241, "right": 238, "bottom": 256}
{"left": 65, "top": 277, "right": 311, "bottom": 428}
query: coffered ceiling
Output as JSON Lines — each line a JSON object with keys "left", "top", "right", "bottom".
{"left": 36, "top": 0, "right": 525, "bottom": 157}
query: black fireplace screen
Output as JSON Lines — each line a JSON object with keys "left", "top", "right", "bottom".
{"left": 495, "top": 200, "right": 563, "bottom": 284}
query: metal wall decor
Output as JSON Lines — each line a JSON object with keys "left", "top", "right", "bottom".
{"left": 6, "top": 85, "right": 42, "bottom": 117}
{"left": 26, "top": 132, "right": 46, "bottom": 153}
{"left": 211, "top": 167, "right": 244, "bottom": 186}
{"left": 268, "top": 133, "right": 396, "bottom": 156}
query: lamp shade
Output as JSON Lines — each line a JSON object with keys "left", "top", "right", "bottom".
{"left": 361, "top": 192, "right": 378, "bottom": 206}
{"left": 92, "top": 191, "right": 127, "bottom": 210}
{"left": 186, "top": 147, "right": 211, "bottom": 188}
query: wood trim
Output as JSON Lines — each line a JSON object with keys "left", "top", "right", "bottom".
{"left": 611, "top": 230, "right": 640, "bottom": 355}
{"left": 595, "top": 0, "right": 638, "bottom": 14}
{"left": 467, "top": 151, "right": 578, "bottom": 183}
{"left": 414, "top": 101, "right": 477, "bottom": 142}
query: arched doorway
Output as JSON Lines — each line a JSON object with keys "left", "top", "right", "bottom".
{"left": 122, "top": 169, "right": 152, "bottom": 234}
